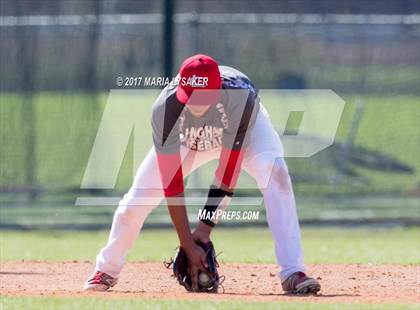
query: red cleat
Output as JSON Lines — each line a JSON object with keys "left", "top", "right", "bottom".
{"left": 83, "top": 271, "right": 118, "bottom": 292}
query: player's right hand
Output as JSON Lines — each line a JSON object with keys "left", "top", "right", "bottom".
{"left": 183, "top": 242, "right": 209, "bottom": 291}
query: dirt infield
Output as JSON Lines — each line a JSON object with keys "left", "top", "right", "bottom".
{"left": 0, "top": 261, "right": 419, "bottom": 305}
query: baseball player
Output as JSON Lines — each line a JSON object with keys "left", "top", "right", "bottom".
{"left": 84, "top": 54, "right": 321, "bottom": 294}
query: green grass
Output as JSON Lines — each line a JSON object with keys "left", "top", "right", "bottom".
{"left": 1, "top": 295, "right": 417, "bottom": 310}
{"left": 1, "top": 228, "right": 419, "bottom": 265}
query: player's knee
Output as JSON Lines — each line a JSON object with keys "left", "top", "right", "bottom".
{"left": 270, "top": 158, "right": 293, "bottom": 194}
{"left": 253, "top": 156, "right": 288, "bottom": 190}
{"left": 115, "top": 195, "right": 155, "bottom": 219}
{"left": 118, "top": 188, "right": 161, "bottom": 212}
{"left": 252, "top": 156, "right": 292, "bottom": 194}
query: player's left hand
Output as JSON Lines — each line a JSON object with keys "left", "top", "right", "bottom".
{"left": 192, "top": 222, "right": 213, "bottom": 244}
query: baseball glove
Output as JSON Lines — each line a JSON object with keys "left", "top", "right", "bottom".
{"left": 164, "top": 241, "right": 224, "bottom": 293}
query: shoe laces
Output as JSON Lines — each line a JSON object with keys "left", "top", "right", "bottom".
{"left": 295, "top": 272, "right": 307, "bottom": 279}
{"left": 91, "top": 271, "right": 105, "bottom": 283}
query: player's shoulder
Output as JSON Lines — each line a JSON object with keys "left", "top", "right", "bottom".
{"left": 219, "top": 65, "right": 250, "bottom": 81}
{"left": 219, "top": 66, "right": 259, "bottom": 111}
{"left": 219, "top": 66, "right": 255, "bottom": 90}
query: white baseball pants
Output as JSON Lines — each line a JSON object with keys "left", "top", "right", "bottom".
{"left": 96, "top": 106, "right": 305, "bottom": 281}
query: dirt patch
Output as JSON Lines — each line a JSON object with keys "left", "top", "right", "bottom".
{"left": 0, "top": 261, "right": 419, "bottom": 304}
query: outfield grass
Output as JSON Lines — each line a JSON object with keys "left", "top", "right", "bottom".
{"left": 1, "top": 296, "right": 418, "bottom": 310}
{"left": 1, "top": 228, "right": 419, "bottom": 265}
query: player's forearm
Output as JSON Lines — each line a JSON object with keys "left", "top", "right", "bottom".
{"left": 214, "top": 147, "right": 245, "bottom": 191}
{"left": 212, "top": 177, "right": 234, "bottom": 193}
{"left": 167, "top": 195, "right": 194, "bottom": 247}
{"left": 193, "top": 221, "right": 213, "bottom": 242}
{"left": 200, "top": 185, "right": 233, "bottom": 228}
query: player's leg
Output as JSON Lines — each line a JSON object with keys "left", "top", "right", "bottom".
{"left": 242, "top": 105, "right": 320, "bottom": 293}
{"left": 94, "top": 148, "right": 164, "bottom": 280}
{"left": 84, "top": 148, "right": 165, "bottom": 290}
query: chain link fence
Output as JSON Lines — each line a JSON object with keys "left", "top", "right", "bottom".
{"left": 1, "top": 5, "right": 419, "bottom": 228}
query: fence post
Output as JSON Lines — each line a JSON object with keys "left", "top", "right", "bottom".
{"left": 163, "top": 0, "right": 175, "bottom": 79}
{"left": 18, "top": 23, "right": 37, "bottom": 201}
